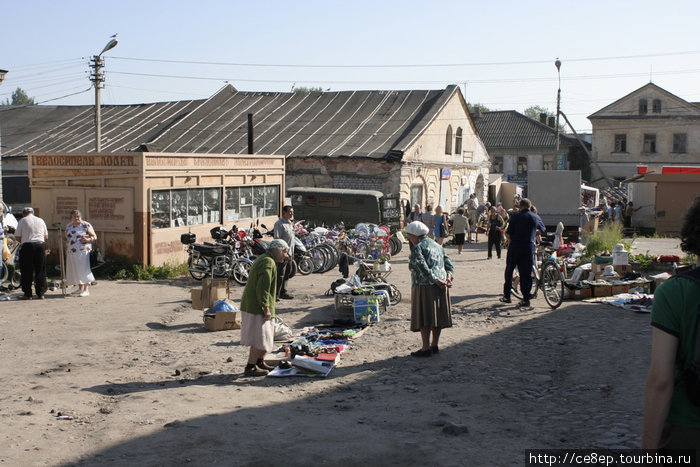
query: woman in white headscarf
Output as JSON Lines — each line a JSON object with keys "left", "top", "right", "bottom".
{"left": 405, "top": 221, "right": 454, "bottom": 357}
{"left": 239, "top": 239, "right": 290, "bottom": 377}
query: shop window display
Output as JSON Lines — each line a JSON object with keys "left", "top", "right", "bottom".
{"left": 151, "top": 184, "right": 280, "bottom": 229}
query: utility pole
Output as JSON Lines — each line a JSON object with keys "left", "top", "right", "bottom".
{"left": 0, "top": 69, "right": 7, "bottom": 206}
{"left": 554, "top": 59, "right": 562, "bottom": 157}
{"left": 89, "top": 37, "right": 118, "bottom": 153}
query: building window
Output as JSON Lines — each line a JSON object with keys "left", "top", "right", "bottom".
{"left": 614, "top": 134, "right": 627, "bottom": 152}
{"left": 517, "top": 156, "right": 528, "bottom": 174}
{"left": 492, "top": 156, "right": 503, "bottom": 173}
{"left": 673, "top": 133, "right": 687, "bottom": 153}
{"left": 445, "top": 125, "right": 453, "bottom": 154}
{"left": 454, "top": 127, "right": 463, "bottom": 155}
{"left": 652, "top": 99, "right": 662, "bottom": 113}
{"left": 150, "top": 184, "right": 279, "bottom": 229}
{"left": 543, "top": 155, "right": 554, "bottom": 170}
{"left": 639, "top": 99, "right": 648, "bottom": 114}
{"left": 643, "top": 134, "right": 657, "bottom": 153}
{"left": 410, "top": 185, "right": 423, "bottom": 209}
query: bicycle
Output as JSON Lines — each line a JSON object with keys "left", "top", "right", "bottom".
{"left": 510, "top": 245, "right": 566, "bottom": 309}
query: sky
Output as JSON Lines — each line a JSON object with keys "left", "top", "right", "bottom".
{"left": 1, "top": 0, "right": 699, "bottom": 132}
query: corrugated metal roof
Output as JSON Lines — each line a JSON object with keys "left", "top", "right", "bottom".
{"left": 2, "top": 85, "right": 457, "bottom": 160}
{"left": 471, "top": 110, "right": 578, "bottom": 149}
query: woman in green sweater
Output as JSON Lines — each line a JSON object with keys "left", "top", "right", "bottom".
{"left": 240, "top": 239, "right": 290, "bottom": 377}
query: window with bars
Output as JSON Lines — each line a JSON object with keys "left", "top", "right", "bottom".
{"left": 652, "top": 99, "right": 662, "bottom": 113}
{"left": 643, "top": 134, "right": 656, "bottom": 153}
{"left": 614, "top": 134, "right": 627, "bottom": 153}
{"left": 455, "top": 127, "right": 463, "bottom": 155}
{"left": 445, "top": 125, "right": 453, "bottom": 155}
{"left": 639, "top": 99, "right": 648, "bottom": 114}
{"left": 673, "top": 133, "right": 687, "bottom": 153}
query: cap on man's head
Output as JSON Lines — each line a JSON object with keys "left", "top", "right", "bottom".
{"left": 23, "top": 207, "right": 34, "bottom": 214}
{"left": 405, "top": 221, "right": 430, "bottom": 236}
{"left": 579, "top": 206, "right": 587, "bottom": 211}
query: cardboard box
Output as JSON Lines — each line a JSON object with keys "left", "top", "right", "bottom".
{"left": 203, "top": 311, "right": 240, "bottom": 331}
{"left": 191, "top": 288, "right": 203, "bottom": 310}
{"left": 568, "top": 287, "right": 592, "bottom": 300}
{"left": 610, "top": 284, "right": 630, "bottom": 295}
{"left": 201, "top": 277, "right": 228, "bottom": 309}
{"left": 353, "top": 297, "right": 380, "bottom": 323}
{"left": 614, "top": 264, "right": 632, "bottom": 276}
{"left": 592, "top": 285, "right": 613, "bottom": 297}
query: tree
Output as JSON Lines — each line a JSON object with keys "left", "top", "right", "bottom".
{"left": 2, "top": 87, "right": 35, "bottom": 106}
{"left": 524, "top": 105, "right": 564, "bottom": 132}
{"left": 292, "top": 86, "right": 323, "bottom": 94}
{"left": 467, "top": 102, "right": 491, "bottom": 114}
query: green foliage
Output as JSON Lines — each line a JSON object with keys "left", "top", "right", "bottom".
{"left": 629, "top": 252, "right": 655, "bottom": 271}
{"left": 2, "top": 87, "right": 35, "bottom": 105}
{"left": 584, "top": 222, "right": 623, "bottom": 257}
{"left": 467, "top": 103, "right": 491, "bottom": 114}
{"left": 293, "top": 86, "right": 323, "bottom": 94}
{"left": 95, "top": 257, "right": 188, "bottom": 280}
{"left": 524, "top": 105, "right": 566, "bottom": 133}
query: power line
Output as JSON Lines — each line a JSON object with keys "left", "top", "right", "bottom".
{"left": 110, "top": 50, "right": 700, "bottom": 68}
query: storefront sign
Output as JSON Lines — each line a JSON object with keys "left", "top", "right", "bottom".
{"left": 50, "top": 188, "right": 134, "bottom": 232}
{"left": 32, "top": 154, "right": 136, "bottom": 167}
{"left": 555, "top": 153, "right": 567, "bottom": 170}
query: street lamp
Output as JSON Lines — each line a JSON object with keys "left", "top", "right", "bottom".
{"left": 90, "top": 37, "right": 118, "bottom": 152}
{"left": 554, "top": 59, "right": 562, "bottom": 156}
{"left": 0, "top": 69, "right": 8, "bottom": 206}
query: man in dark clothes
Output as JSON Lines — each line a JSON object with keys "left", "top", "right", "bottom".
{"left": 500, "top": 198, "right": 546, "bottom": 308}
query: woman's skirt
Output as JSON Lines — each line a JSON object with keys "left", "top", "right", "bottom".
{"left": 410, "top": 284, "right": 452, "bottom": 331}
{"left": 453, "top": 233, "right": 465, "bottom": 245}
{"left": 65, "top": 249, "right": 95, "bottom": 286}
{"left": 240, "top": 311, "right": 275, "bottom": 352}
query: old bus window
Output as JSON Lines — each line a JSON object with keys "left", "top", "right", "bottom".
{"left": 225, "top": 187, "right": 240, "bottom": 221}
{"left": 305, "top": 195, "right": 318, "bottom": 207}
{"left": 151, "top": 190, "right": 171, "bottom": 229}
{"left": 263, "top": 185, "right": 280, "bottom": 216}
{"left": 171, "top": 189, "right": 187, "bottom": 227}
{"left": 187, "top": 189, "right": 203, "bottom": 225}
{"left": 239, "top": 187, "right": 253, "bottom": 219}
{"left": 204, "top": 188, "right": 221, "bottom": 224}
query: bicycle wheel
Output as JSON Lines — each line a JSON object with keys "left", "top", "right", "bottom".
{"left": 297, "top": 256, "right": 314, "bottom": 275}
{"left": 542, "top": 261, "right": 565, "bottom": 309}
{"left": 511, "top": 264, "right": 539, "bottom": 299}
{"left": 310, "top": 246, "right": 329, "bottom": 273}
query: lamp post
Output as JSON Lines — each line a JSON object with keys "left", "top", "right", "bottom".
{"left": 554, "top": 59, "right": 562, "bottom": 156}
{"left": 0, "top": 69, "right": 8, "bottom": 206}
{"left": 89, "top": 37, "right": 118, "bottom": 152}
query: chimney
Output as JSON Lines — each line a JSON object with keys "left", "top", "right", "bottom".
{"left": 539, "top": 113, "right": 547, "bottom": 124}
{"left": 247, "top": 113, "right": 254, "bottom": 154}
{"left": 548, "top": 116, "right": 555, "bottom": 128}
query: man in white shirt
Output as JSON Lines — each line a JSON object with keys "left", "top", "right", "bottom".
{"left": 14, "top": 207, "right": 49, "bottom": 300}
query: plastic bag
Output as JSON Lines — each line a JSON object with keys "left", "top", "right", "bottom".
{"left": 273, "top": 317, "right": 294, "bottom": 341}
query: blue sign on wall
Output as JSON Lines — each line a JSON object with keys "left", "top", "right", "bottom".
{"left": 507, "top": 174, "right": 528, "bottom": 183}
{"left": 555, "top": 153, "right": 567, "bottom": 170}
{"left": 440, "top": 168, "right": 451, "bottom": 180}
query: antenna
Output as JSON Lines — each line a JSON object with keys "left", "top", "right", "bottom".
{"left": 650, "top": 65, "right": 653, "bottom": 83}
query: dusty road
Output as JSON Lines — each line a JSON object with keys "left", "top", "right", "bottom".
{"left": 0, "top": 238, "right": 671, "bottom": 466}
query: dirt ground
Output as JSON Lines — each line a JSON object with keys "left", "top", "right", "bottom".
{"left": 0, "top": 238, "right": 678, "bottom": 466}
